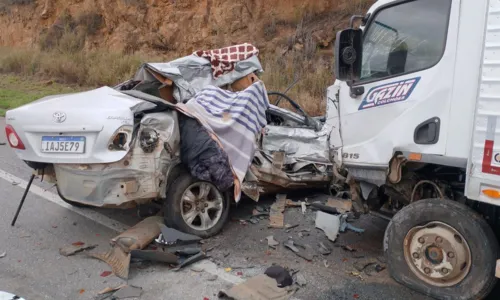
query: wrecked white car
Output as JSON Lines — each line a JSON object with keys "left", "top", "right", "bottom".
{"left": 5, "top": 44, "right": 336, "bottom": 237}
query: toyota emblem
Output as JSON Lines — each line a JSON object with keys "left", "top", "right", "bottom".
{"left": 53, "top": 112, "right": 67, "bottom": 123}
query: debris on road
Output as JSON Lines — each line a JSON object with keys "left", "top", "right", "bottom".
{"left": 71, "top": 241, "right": 85, "bottom": 247}
{"left": 284, "top": 224, "right": 299, "bottom": 230}
{"left": 345, "top": 223, "right": 365, "bottom": 233}
{"left": 0, "top": 142, "right": 6, "bottom": 146}
{"left": 111, "top": 285, "right": 143, "bottom": 299}
{"left": 97, "top": 285, "right": 126, "bottom": 295}
{"left": 341, "top": 245, "right": 357, "bottom": 252}
{"left": 59, "top": 243, "right": 97, "bottom": 257}
{"left": 347, "top": 271, "right": 363, "bottom": 280}
{"left": 266, "top": 236, "right": 279, "bottom": 249}
{"left": 0, "top": 252, "right": 6, "bottom": 258}
{"left": 252, "top": 209, "right": 269, "bottom": 217}
{"left": 286, "top": 200, "right": 310, "bottom": 208}
{"left": 265, "top": 265, "right": 293, "bottom": 287}
{"left": 315, "top": 211, "right": 340, "bottom": 242}
{"left": 353, "top": 259, "right": 377, "bottom": 272}
{"left": 89, "top": 246, "right": 131, "bottom": 280}
{"left": 218, "top": 274, "right": 296, "bottom": 300}
{"left": 323, "top": 260, "right": 329, "bottom": 268}
{"left": 111, "top": 216, "right": 163, "bottom": 251}
{"left": 269, "top": 194, "right": 286, "bottom": 228}
{"left": 301, "top": 202, "right": 307, "bottom": 214}
{"left": 11, "top": 181, "right": 19, "bottom": 186}
{"left": 155, "top": 224, "right": 202, "bottom": 246}
{"left": 295, "top": 273, "right": 307, "bottom": 287}
{"left": 207, "top": 274, "right": 218, "bottom": 281}
{"left": 130, "top": 249, "right": 179, "bottom": 264}
{"left": 326, "top": 198, "right": 352, "bottom": 213}
{"left": 284, "top": 240, "right": 313, "bottom": 261}
{"left": 173, "top": 251, "right": 207, "bottom": 271}
{"left": 318, "top": 242, "right": 331, "bottom": 255}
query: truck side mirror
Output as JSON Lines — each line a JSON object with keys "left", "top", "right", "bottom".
{"left": 334, "top": 28, "right": 363, "bottom": 82}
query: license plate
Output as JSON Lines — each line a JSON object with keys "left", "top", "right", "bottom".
{"left": 41, "top": 136, "right": 85, "bottom": 153}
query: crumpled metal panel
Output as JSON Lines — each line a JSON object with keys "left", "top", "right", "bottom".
{"left": 55, "top": 111, "right": 180, "bottom": 207}
{"left": 133, "top": 55, "right": 263, "bottom": 103}
{"left": 261, "top": 126, "right": 330, "bottom": 163}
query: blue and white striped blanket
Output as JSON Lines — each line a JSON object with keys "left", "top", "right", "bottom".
{"left": 177, "top": 81, "right": 269, "bottom": 201}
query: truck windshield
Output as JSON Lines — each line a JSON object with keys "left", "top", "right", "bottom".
{"left": 360, "top": 0, "right": 452, "bottom": 82}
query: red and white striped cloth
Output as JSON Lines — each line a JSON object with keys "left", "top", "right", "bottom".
{"left": 194, "top": 43, "right": 259, "bottom": 78}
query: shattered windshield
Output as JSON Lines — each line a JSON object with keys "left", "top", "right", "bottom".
{"left": 360, "top": 0, "right": 452, "bottom": 81}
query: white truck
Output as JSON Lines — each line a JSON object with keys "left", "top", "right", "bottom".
{"left": 332, "top": 0, "right": 500, "bottom": 298}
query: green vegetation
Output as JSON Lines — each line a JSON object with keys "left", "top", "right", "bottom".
{"left": 0, "top": 75, "right": 80, "bottom": 116}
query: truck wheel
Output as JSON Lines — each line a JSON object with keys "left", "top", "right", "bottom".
{"left": 384, "top": 198, "right": 498, "bottom": 300}
{"left": 164, "top": 173, "right": 230, "bottom": 238}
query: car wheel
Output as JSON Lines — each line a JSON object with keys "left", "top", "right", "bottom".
{"left": 56, "top": 185, "right": 91, "bottom": 208}
{"left": 164, "top": 172, "right": 230, "bottom": 238}
{"left": 384, "top": 198, "right": 498, "bottom": 300}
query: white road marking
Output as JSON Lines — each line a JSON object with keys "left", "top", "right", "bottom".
{"left": 0, "top": 169, "right": 129, "bottom": 232}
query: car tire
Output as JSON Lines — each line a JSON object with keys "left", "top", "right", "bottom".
{"left": 56, "top": 185, "right": 92, "bottom": 208}
{"left": 384, "top": 198, "right": 498, "bottom": 300}
{"left": 164, "top": 172, "right": 230, "bottom": 238}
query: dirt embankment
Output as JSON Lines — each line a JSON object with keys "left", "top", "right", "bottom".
{"left": 0, "top": 0, "right": 370, "bottom": 55}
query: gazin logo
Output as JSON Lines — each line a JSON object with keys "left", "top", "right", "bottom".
{"left": 358, "top": 77, "right": 421, "bottom": 110}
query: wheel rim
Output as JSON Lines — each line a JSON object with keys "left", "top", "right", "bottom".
{"left": 180, "top": 182, "right": 224, "bottom": 231}
{"left": 403, "top": 221, "right": 472, "bottom": 287}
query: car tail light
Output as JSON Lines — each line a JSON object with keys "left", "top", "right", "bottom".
{"left": 5, "top": 125, "right": 25, "bottom": 150}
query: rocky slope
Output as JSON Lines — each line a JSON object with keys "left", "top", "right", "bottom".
{"left": 0, "top": 0, "right": 371, "bottom": 55}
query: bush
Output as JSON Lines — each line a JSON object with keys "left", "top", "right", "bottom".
{"left": 77, "top": 11, "right": 104, "bottom": 36}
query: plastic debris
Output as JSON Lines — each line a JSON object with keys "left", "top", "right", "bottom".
{"left": 0, "top": 252, "right": 6, "bottom": 258}
{"left": 301, "top": 202, "right": 307, "bottom": 214}
{"left": 269, "top": 194, "right": 286, "bottom": 228}
{"left": 173, "top": 252, "right": 207, "bottom": 271}
{"left": 266, "top": 236, "right": 280, "bottom": 249}
{"left": 265, "top": 265, "right": 293, "bottom": 287}
{"left": 326, "top": 198, "right": 352, "bottom": 213}
{"left": 112, "top": 285, "right": 142, "bottom": 299}
{"left": 323, "top": 260, "right": 329, "bottom": 268}
{"left": 155, "top": 224, "right": 201, "bottom": 246}
{"left": 88, "top": 246, "right": 131, "bottom": 279}
{"left": 346, "top": 223, "right": 365, "bottom": 233}
{"left": 295, "top": 273, "right": 307, "bottom": 287}
{"left": 218, "top": 274, "right": 296, "bottom": 300}
{"left": 315, "top": 211, "right": 340, "bottom": 242}
{"left": 59, "top": 244, "right": 97, "bottom": 257}
{"left": 318, "top": 242, "right": 331, "bottom": 255}
{"left": 284, "top": 240, "right": 313, "bottom": 261}
{"left": 249, "top": 217, "right": 260, "bottom": 224}
{"left": 341, "top": 245, "right": 357, "bottom": 252}
{"left": 131, "top": 249, "right": 179, "bottom": 264}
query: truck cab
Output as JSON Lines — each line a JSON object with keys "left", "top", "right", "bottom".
{"left": 333, "top": 0, "right": 500, "bottom": 299}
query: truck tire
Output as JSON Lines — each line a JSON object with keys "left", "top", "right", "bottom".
{"left": 164, "top": 172, "right": 230, "bottom": 238}
{"left": 384, "top": 198, "right": 498, "bottom": 300}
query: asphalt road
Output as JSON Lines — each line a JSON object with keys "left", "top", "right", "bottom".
{"left": 0, "top": 116, "right": 434, "bottom": 300}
